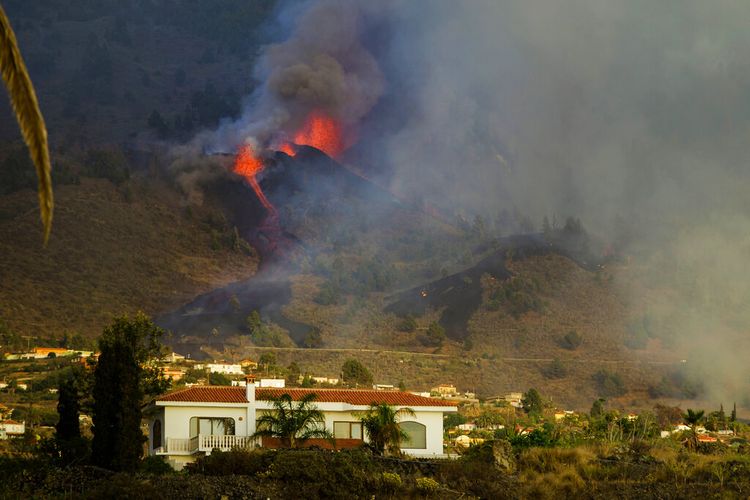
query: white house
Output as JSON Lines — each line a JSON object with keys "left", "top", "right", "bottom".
{"left": 144, "top": 381, "right": 457, "bottom": 470}
{"left": 206, "top": 363, "right": 243, "bottom": 375}
{"left": 0, "top": 420, "right": 25, "bottom": 439}
{"left": 231, "top": 378, "right": 286, "bottom": 388}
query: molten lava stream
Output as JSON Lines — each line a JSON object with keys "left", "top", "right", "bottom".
{"left": 233, "top": 144, "right": 276, "bottom": 214}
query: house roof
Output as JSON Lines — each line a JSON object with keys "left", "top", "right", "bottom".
{"left": 156, "top": 386, "right": 457, "bottom": 407}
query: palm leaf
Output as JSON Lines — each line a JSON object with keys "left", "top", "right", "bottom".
{"left": 0, "top": 6, "right": 53, "bottom": 243}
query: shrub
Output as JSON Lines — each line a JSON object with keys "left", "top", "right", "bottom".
{"left": 593, "top": 369, "right": 626, "bottom": 397}
{"left": 187, "top": 449, "right": 273, "bottom": 476}
{"left": 415, "top": 477, "right": 440, "bottom": 494}
{"left": 140, "top": 455, "right": 173, "bottom": 475}
{"left": 380, "top": 472, "right": 402, "bottom": 492}
{"left": 397, "top": 315, "right": 417, "bottom": 332}
{"left": 560, "top": 330, "right": 582, "bottom": 350}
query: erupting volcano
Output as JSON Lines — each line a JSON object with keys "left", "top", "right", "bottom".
{"left": 232, "top": 144, "right": 275, "bottom": 214}
{"left": 280, "top": 111, "right": 346, "bottom": 159}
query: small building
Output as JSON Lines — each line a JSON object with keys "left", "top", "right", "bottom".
{"left": 231, "top": 378, "right": 286, "bottom": 388}
{"left": 504, "top": 392, "right": 524, "bottom": 407}
{"left": 163, "top": 368, "right": 186, "bottom": 382}
{"left": 457, "top": 423, "right": 477, "bottom": 432}
{"left": 312, "top": 377, "right": 340, "bottom": 385}
{"left": 0, "top": 420, "right": 25, "bottom": 439}
{"left": 163, "top": 352, "right": 186, "bottom": 363}
{"left": 240, "top": 359, "right": 259, "bottom": 370}
{"left": 206, "top": 363, "right": 243, "bottom": 375}
{"left": 431, "top": 384, "right": 457, "bottom": 396}
{"left": 373, "top": 384, "right": 395, "bottom": 391}
{"left": 454, "top": 435, "right": 484, "bottom": 447}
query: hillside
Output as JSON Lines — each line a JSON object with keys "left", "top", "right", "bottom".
{"left": 0, "top": 177, "right": 259, "bottom": 345}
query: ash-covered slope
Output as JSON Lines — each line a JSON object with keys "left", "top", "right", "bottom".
{"left": 385, "top": 234, "right": 599, "bottom": 340}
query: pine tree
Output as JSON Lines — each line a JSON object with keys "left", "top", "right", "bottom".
{"left": 731, "top": 402, "right": 737, "bottom": 423}
{"left": 91, "top": 312, "right": 166, "bottom": 472}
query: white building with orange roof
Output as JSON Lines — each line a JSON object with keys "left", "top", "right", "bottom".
{"left": 144, "top": 378, "right": 457, "bottom": 470}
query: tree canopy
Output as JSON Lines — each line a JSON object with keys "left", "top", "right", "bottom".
{"left": 253, "top": 392, "right": 332, "bottom": 448}
{"left": 91, "top": 312, "right": 169, "bottom": 472}
{"left": 358, "top": 403, "right": 416, "bottom": 456}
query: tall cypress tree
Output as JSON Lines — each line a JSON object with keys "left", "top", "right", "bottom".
{"left": 55, "top": 367, "right": 88, "bottom": 465}
{"left": 91, "top": 312, "right": 167, "bottom": 472}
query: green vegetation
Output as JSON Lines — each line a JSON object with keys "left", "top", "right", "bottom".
{"left": 252, "top": 393, "right": 332, "bottom": 448}
{"left": 559, "top": 330, "right": 582, "bottom": 350}
{"left": 358, "top": 402, "right": 415, "bottom": 456}
{"left": 341, "top": 359, "right": 373, "bottom": 386}
{"left": 91, "top": 313, "right": 169, "bottom": 472}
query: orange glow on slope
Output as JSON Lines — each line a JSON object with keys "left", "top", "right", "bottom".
{"left": 233, "top": 144, "right": 275, "bottom": 213}
{"left": 278, "top": 142, "right": 297, "bottom": 157}
{"left": 292, "top": 111, "right": 345, "bottom": 158}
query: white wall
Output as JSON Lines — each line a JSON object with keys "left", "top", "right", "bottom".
{"left": 162, "top": 404, "right": 249, "bottom": 440}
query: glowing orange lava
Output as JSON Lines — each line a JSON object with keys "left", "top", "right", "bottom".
{"left": 292, "top": 111, "right": 345, "bottom": 158}
{"left": 278, "top": 142, "right": 297, "bottom": 157}
{"left": 233, "top": 144, "right": 275, "bottom": 213}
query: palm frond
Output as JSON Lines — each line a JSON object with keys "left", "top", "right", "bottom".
{"left": 0, "top": 6, "right": 53, "bottom": 243}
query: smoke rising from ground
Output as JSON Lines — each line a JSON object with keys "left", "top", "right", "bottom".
{"left": 203, "top": 0, "right": 750, "bottom": 404}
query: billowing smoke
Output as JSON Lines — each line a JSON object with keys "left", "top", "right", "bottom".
{"left": 204, "top": 0, "right": 384, "bottom": 154}
{"left": 194, "top": 0, "right": 750, "bottom": 405}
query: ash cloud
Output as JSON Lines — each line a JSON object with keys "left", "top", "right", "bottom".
{"left": 204, "top": 0, "right": 384, "bottom": 152}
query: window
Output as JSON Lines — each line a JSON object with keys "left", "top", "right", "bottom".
{"left": 333, "top": 421, "right": 363, "bottom": 440}
{"left": 189, "top": 417, "right": 235, "bottom": 437}
{"left": 152, "top": 419, "right": 162, "bottom": 449}
{"left": 399, "top": 421, "right": 426, "bottom": 449}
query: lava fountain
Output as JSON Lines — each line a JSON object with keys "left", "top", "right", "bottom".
{"left": 279, "top": 110, "right": 346, "bottom": 159}
{"left": 233, "top": 144, "right": 275, "bottom": 214}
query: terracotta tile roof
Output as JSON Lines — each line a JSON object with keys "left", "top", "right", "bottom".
{"left": 156, "top": 386, "right": 457, "bottom": 407}
{"left": 257, "top": 388, "right": 457, "bottom": 407}
{"left": 158, "top": 386, "right": 248, "bottom": 403}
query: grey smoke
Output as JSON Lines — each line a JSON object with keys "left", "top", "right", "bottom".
{"left": 202, "top": 0, "right": 750, "bottom": 405}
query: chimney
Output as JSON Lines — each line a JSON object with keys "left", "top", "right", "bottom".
{"left": 245, "top": 375, "right": 256, "bottom": 437}
{"left": 245, "top": 375, "right": 256, "bottom": 403}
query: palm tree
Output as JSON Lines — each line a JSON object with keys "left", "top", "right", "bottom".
{"left": 0, "top": 6, "right": 53, "bottom": 243}
{"left": 358, "top": 402, "right": 416, "bottom": 456}
{"left": 252, "top": 392, "right": 332, "bottom": 448}
{"left": 682, "top": 408, "right": 705, "bottom": 450}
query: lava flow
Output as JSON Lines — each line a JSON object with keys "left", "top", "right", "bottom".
{"left": 233, "top": 144, "right": 275, "bottom": 214}
{"left": 280, "top": 110, "right": 346, "bottom": 159}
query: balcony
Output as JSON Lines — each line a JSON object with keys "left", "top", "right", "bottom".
{"left": 155, "top": 434, "right": 258, "bottom": 456}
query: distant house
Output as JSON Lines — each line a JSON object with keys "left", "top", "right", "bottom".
{"left": 454, "top": 435, "right": 484, "bottom": 447}
{"left": 232, "top": 378, "right": 286, "bottom": 388}
{"left": 144, "top": 382, "right": 457, "bottom": 470}
{"left": 240, "top": 359, "right": 258, "bottom": 370}
{"left": 431, "top": 384, "right": 457, "bottom": 396}
{"left": 504, "top": 392, "right": 524, "bottom": 408}
{"left": 457, "top": 423, "right": 477, "bottom": 432}
{"left": 0, "top": 420, "right": 25, "bottom": 439}
{"left": 312, "top": 377, "right": 340, "bottom": 385}
{"left": 163, "top": 352, "right": 186, "bottom": 363}
{"left": 373, "top": 384, "right": 395, "bottom": 391}
{"left": 206, "top": 363, "right": 243, "bottom": 375}
{"left": 162, "top": 368, "right": 186, "bottom": 382}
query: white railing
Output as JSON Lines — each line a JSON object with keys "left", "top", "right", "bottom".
{"left": 157, "top": 435, "right": 258, "bottom": 455}
{"left": 198, "top": 434, "right": 257, "bottom": 453}
{"left": 161, "top": 437, "right": 194, "bottom": 455}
